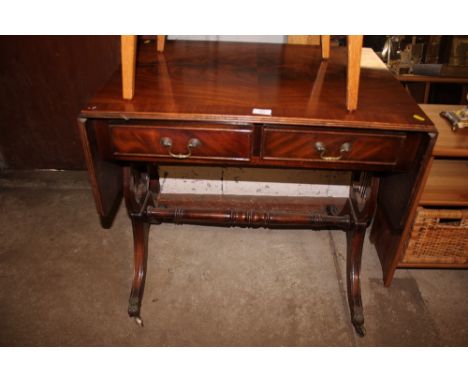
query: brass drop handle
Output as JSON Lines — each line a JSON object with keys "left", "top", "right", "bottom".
{"left": 315, "top": 141, "right": 352, "bottom": 161}
{"left": 160, "top": 137, "right": 202, "bottom": 159}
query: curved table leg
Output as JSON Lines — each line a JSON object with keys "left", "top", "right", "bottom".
{"left": 346, "top": 225, "right": 366, "bottom": 337}
{"left": 123, "top": 164, "right": 158, "bottom": 326}
{"left": 128, "top": 217, "right": 150, "bottom": 326}
{"left": 345, "top": 172, "right": 379, "bottom": 337}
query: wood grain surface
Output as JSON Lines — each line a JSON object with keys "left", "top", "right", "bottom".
{"left": 121, "top": 35, "right": 137, "bottom": 100}
{"left": 81, "top": 40, "right": 435, "bottom": 133}
{"left": 0, "top": 36, "right": 120, "bottom": 169}
{"left": 420, "top": 159, "right": 468, "bottom": 206}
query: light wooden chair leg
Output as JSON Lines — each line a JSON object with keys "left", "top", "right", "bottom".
{"left": 346, "top": 35, "right": 363, "bottom": 111}
{"left": 287, "top": 35, "right": 321, "bottom": 45}
{"left": 321, "top": 35, "right": 330, "bottom": 59}
{"left": 157, "top": 35, "right": 166, "bottom": 52}
{"left": 121, "top": 35, "right": 137, "bottom": 100}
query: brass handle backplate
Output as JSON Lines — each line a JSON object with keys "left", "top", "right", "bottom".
{"left": 160, "top": 137, "right": 202, "bottom": 159}
{"left": 315, "top": 141, "right": 352, "bottom": 161}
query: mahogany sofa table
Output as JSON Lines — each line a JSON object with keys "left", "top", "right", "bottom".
{"left": 78, "top": 40, "right": 436, "bottom": 336}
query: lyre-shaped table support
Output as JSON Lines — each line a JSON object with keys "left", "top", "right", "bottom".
{"left": 123, "top": 165, "right": 378, "bottom": 336}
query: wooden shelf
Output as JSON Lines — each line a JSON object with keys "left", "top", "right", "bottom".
{"left": 420, "top": 159, "right": 468, "bottom": 207}
{"left": 397, "top": 75, "right": 468, "bottom": 84}
{"left": 399, "top": 104, "right": 468, "bottom": 269}
{"left": 418, "top": 105, "right": 468, "bottom": 207}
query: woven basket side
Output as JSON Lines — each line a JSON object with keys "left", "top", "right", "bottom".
{"left": 402, "top": 208, "right": 468, "bottom": 265}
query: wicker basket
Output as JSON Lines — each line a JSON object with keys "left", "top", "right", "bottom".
{"left": 402, "top": 207, "right": 468, "bottom": 265}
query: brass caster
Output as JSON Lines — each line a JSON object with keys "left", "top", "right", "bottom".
{"left": 351, "top": 306, "right": 365, "bottom": 337}
{"left": 134, "top": 316, "right": 144, "bottom": 327}
{"left": 353, "top": 324, "right": 366, "bottom": 337}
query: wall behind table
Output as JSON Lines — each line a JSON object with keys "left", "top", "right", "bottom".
{"left": 0, "top": 36, "right": 120, "bottom": 169}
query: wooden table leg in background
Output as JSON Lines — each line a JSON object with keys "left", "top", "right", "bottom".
{"left": 121, "top": 35, "right": 166, "bottom": 100}
{"left": 423, "top": 82, "right": 430, "bottom": 104}
{"left": 121, "top": 35, "right": 137, "bottom": 100}
{"left": 346, "top": 35, "right": 363, "bottom": 111}
{"left": 321, "top": 35, "right": 330, "bottom": 59}
{"left": 461, "top": 84, "right": 468, "bottom": 104}
{"left": 157, "top": 35, "right": 166, "bottom": 52}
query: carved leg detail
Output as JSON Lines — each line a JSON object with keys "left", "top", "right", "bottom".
{"left": 346, "top": 225, "right": 366, "bottom": 337}
{"left": 128, "top": 216, "right": 150, "bottom": 325}
{"left": 123, "top": 165, "right": 159, "bottom": 326}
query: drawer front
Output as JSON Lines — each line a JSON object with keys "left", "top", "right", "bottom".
{"left": 110, "top": 123, "right": 253, "bottom": 162}
{"left": 261, "top": 127, "right": 406, "bottom": 166}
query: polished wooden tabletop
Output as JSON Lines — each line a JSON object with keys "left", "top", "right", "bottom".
{"left": 82, "top": 40, "right": 435, "bottom": 133}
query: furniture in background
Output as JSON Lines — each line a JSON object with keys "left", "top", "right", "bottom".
{"left": 287, "top": 35, "right": 321, "bottom": 45}
{"left": 79, "top": 40, "right": 436, "bottom": 336}
{"left": 120, "top": 35, "right": 364, "bottom": 111}
{"left": 287, "top": 35, "right": 331, "bottom": 59}
{"left": 397, "top": 74, "right": 468, "bottom": 104}
{"left": 399, "top": 104, "right": 468, "bottom": 266}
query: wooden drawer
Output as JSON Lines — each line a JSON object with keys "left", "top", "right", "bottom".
{"left": 261, "top": 126, "right": 407, "bottom": 167}
{"left": 109, "top": 122, "right": 253, "bottom": 162}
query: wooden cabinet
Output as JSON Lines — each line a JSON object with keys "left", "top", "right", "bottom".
{"left": 399, "top": 104, "right": 468, "bottom": 267}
